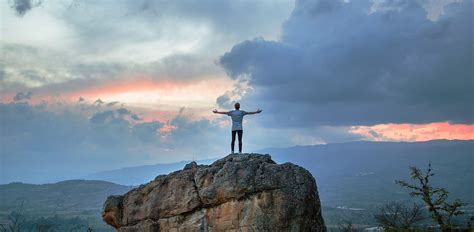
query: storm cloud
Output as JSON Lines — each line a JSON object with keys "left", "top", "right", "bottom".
{"left": 219, "top": 0, "right": 473, "bottom": 127}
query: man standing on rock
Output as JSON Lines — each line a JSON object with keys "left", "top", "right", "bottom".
{"left": 213, "top": 102, "right": 262, "bottom": 154}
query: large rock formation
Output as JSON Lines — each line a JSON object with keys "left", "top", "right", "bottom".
{"left": 102, "top": 153, "right": 326, "bottom": 231}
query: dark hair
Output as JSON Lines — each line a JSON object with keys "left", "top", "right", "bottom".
{"left": 234, "top": 102, "right": 240, "bottom": 109}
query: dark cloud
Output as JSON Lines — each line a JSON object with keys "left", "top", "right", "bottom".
{"left": 369, "top": 130, "right": 380, "bottom": 139}
{"left": 90, "top": 108, "right": 140, "bottom": 125}
{"left": 89, "top": 110, "right": 114, "bottom": 124}
{"left": 219, "top": 0, "right": 473, "bottom": 127}
{"left": 178, "top": 106, "right": 185, "bottom": 114}
{"left": 13, "top": 91, "right": 33, "bottom": 101}
{"left": 131, "top": 114, "right": 141, "bottom": 121}
{"left": 10, "top": 0, "right": 41, "bottom": 16}
{"left": 106, "top": 101, "right": 119, "bottom": 107}
{"left": 116, "top": 107, "right": 131, "bottom": 115}
{"left": 93, "top": 98, "right": 104, "bottom": 106}
{"left": 133, "top": 121, "right": 163, "bottom": 143}
{"left": 216, "top": 94, "right": 231, "bottom": 109}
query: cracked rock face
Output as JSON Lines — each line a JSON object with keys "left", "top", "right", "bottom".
{"left": 102, "top": 153, "right": 326, "bottom": 232}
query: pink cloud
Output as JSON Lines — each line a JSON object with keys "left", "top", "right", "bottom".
{"left": 349, "top": 122, "right": 474, "bottom": 141}
{"left": 0, "top": 75, "right": 233, "bottom": 104}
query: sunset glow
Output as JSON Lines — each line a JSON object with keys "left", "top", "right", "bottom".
{"left": 1, "top": 0, "right": 472, "bottom": 186}
{"left": 349, "top": 122, "right": 474, "bottom": 142}
{"left": 1, "top": 76, "right": 234, "bottom": 109}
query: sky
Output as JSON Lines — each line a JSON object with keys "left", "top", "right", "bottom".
{"left": 0, "top": 0, "right": 473, "bottom": 183}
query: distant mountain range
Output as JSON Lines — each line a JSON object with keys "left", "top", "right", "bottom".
{"left": 260, "top": 139, "right": 474, "bottom": 208}
{"left": 1, "top": 140, "right": 472, "bottom": 227}
{"left": 0, "top": 180, "right": 132, "bottom": 216}
{"left": 259, "top": 140, "right": 474, "bottom": 226}
{"left": 84, "top": 140, "right": 473, "bottom": 208}
{"left": 84, "top": 159, "right": 217, "bottom": 185}
{"left": 0, "top": 180, "right": 132, "bottom": 231}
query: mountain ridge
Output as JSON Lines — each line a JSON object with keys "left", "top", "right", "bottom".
{"left": 82, "top": 139, "right": 474, "bottom": 186}
{"left": 1, "top": 140, "right": 472, "bottom": 228}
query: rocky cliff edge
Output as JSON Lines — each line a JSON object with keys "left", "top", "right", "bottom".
{"left": 102, "top": 153, "right": 326, "bottom": 232}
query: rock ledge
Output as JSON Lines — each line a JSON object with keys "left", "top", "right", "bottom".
{"left": 102, "top": 153, "right": 326, "bottom": 232}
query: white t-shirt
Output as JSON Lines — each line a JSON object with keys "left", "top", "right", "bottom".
{"left": 227, "top": 110, "right": 247, "bottom": 131}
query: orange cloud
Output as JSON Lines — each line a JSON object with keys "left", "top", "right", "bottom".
{"left": 1, "top": 76, "right": 234, "bottom": 115}
{"left": 61, "top": 77, "right": 192, "bottom": 101}
{"left": 349, "top": 122, "right": 474, "bottom": 141}
{"left": 159, "top": 124, "right": 178, "bottom": 133}
{"left": 0, "top": 78, "right": 182, "bottom": 102}
{"left": 64, "top": 76, "right": 233, "bottom": 105}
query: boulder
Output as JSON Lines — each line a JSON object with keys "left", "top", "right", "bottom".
{"left": 102, "top": 153, "right": 326, "bottom": 231}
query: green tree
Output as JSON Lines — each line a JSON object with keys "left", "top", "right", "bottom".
{"left": 396, "top": 162, "right": 467, "bottom": 231}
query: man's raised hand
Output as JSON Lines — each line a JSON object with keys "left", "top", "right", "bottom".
{"left": 256, "top": 109, "right": 262, "bottom": 113}
{"left": 213, "top": 109, "right": 218, "bottom": 113}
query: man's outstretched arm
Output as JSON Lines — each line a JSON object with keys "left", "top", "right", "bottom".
{"left": 246, "top": 109, "right": 262, "bottom": 115}
{"left": 213, "top": 109, "right": 229, "bottom": 115}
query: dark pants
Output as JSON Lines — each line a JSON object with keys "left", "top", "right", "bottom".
{"left": 231, "top": 130, "right": 243, "bottom": 153}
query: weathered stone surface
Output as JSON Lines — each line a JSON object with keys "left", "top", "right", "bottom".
{"left": 102, "top": 153, "right": 326, "bottom": 231}
{"left": 102, "top": 195, "right": 123, "bottom": 229}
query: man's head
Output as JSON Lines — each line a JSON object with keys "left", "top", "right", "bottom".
{"left": 234, "top": 102, "right": 240, "bottom": 110}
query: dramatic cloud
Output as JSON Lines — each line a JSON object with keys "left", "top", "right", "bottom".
{"left": 57, "top": 0, "right": 292, "bottom": 58}
{"left": 0, "top": 101, "right": 230, "bottom": 183}
{"left": 219, "top": 0, "right": 473, "bottom": 127}
{"left": 0, "top": 0, "right": 292, "bottom": 94}
{"left": 0, "top": 96, "right": 322, "bottom": 184}
{"left": 1, "top": 0, "right": 472, "bottom": 185}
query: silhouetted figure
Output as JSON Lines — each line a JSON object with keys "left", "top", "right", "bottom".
{"left": 213, "top": 102, "right": 262, "bottom": 154}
